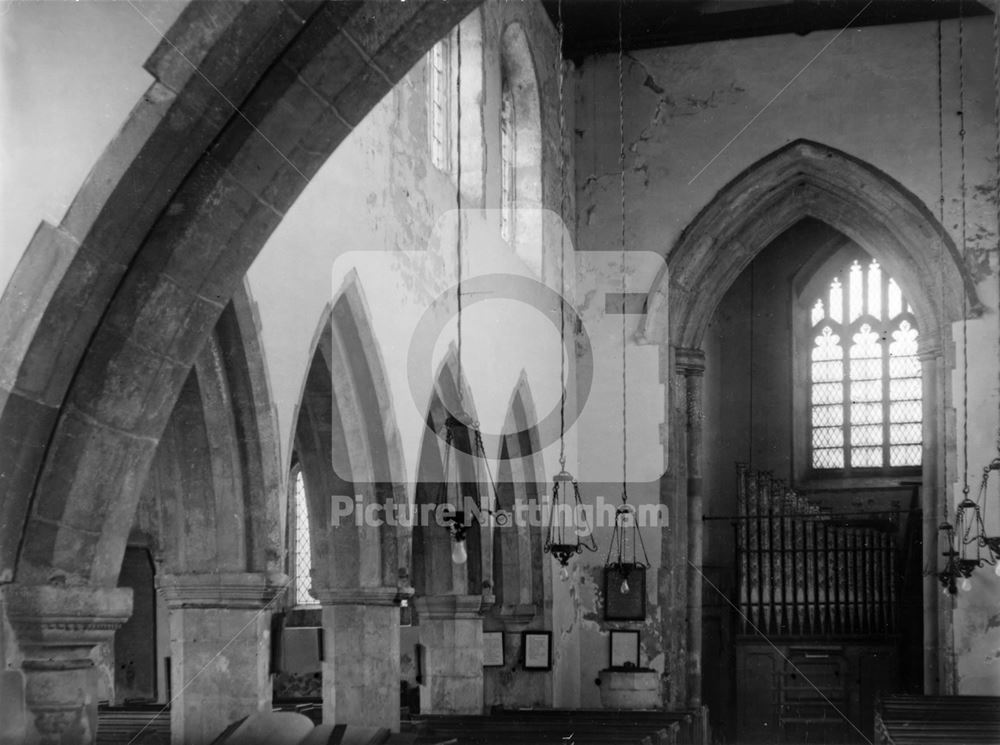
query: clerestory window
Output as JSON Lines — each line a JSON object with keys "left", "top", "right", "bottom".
{"left": 499, "top": 83, "right": 516, "bottom": 243}
{"left": 427, "top": 35, "right": 454, "bottom": 173}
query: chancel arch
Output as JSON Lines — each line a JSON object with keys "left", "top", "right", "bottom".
{"left": 641, "top": 139, "right": 980, "bottom": 721}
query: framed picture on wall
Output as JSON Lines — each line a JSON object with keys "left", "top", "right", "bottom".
{"left": 483, "top": 632, "right": 505, "bottom": 667}
{"left": 415, "top": 643, "right": 426, "bottom": 685}
{"left": 604, "top": 564, "right": 646, "bottom": 620}
{"left": 610, "top": 629, "right": 640, "bottom": 669}
{"left": 522, "top": 631, "right": 552, "bottom": 671}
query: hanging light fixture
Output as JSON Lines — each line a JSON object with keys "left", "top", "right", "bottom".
{"left": 545, "top": 470, "right": 598, "bottom": 576}
{"left": 940, "top": 457, "right": 1000, "bottom": 593}
{"left": 938, "top": 5, "right": 1000, "bottom": 591}
{"left": 438, "top": 412, "right": 472, "bottom": 565}
{"left": 543, "top": 0, "right": 598, "bottom": 578}
{"left": 602, "top": 0, "right": 651, "bottom": 611}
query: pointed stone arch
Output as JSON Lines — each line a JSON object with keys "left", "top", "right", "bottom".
{"left": 0, "top": 0, "right": 481, "bottom": 590}
{"left": 492, "top": 371, "right": 546, "bottom": 620}
{"left": 641, "top": 139, "right": 979, "bottom": 354}
{"left": 120, "top": 281, "right": 284, "bottom": 577}
{"left": 500, "top": 20, "right": 544, "bottom": 274}
{"left": 412, "top": 348, "right": 488, "bottom": 599}
{"left": 643, "top": 139, "right": 974, "bottom": 706}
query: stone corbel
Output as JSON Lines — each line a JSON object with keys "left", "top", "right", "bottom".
{"left": 414, "top": 593, "right": 488, "bottom": 620}
{"left": 313, "top": 586, "right": 402, "bottom": 606}
{"left": 156, "top": 571, "right": 288, "bottom": 609}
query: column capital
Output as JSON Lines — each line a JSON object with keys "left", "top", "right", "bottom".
{"left": 314, "top": 585, "right": 411, "bottom": 606}
{"left": 1, "top": 583, "right": 132, "bottom": 662}
{"left": 1, "top": 584, "right": 133, "bottom": 744}
{"left": 414, "top": 593, "right": 487, "bottom": 620}
{"left": 917, "top": 346, "right": 943, "bottom": 363}
{"left": 157, "top": 571, "right": 288, "bottom": 609}
{"left": 675, "top": 347, "right": 706, "bottom": 376}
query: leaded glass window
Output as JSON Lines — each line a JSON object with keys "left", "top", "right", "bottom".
{"left": 810, "top": 258, "right": 921, "bottom": 471}
{"left": 289, "top": 468, "right": 314, "bottom": 606}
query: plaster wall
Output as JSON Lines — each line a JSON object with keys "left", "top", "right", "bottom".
{"left": 575, "top": 16, "right": 1000, "bottom": 695}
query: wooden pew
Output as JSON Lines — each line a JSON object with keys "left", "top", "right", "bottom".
{"left": 875, "top": 695, "right": 1000, "bottom": 744}
{"left": 411, "top": 708, "right": 702, "bottom": 745}
{"left": 96, "top": 705, "right": 171, "bottom": 744}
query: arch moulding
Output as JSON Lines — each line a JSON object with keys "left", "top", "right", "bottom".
{"left": 643, "top": 139, "right": 973, "bottom": 703}
{"left": 640, "top": 139, "right": 980, "bottom": 355}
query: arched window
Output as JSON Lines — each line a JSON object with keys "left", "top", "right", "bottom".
{"left": 808, "top": 256, "right": 922, "bottom": 472}
{"left": 288, "top": 466, "right": 314, "bottom": 606}
{"left": 500, "top": 83, "right": 515, "bottom": 242}
{"left": 498, "top": 23, "right": 542, "bottom": 274}
{"left": 427, "top": 34, "right": 454, "bottom": 173}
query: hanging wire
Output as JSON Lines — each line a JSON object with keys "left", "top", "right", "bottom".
{"left": 748, "top": 262, "right": 754, "bottom": 468}
{"left": 604, "top": 0, "right": 650, "bottom": 579}
{"left": 455, "top": 21, "right": 464, "bottom": 406}
{"left": 557, "top": 0, "right": 568, "bottom": 472}
{"left": 993, "top": 0, "right": 1000, "bottom": 457}
{"left": 958, "top": 2, "right": 970, "bottom": 501}
{"left": 618, "top": 0, "right": 629, "bottom": 505}
{"left": 937, "top": 20, "right": 949, "bottom": 524}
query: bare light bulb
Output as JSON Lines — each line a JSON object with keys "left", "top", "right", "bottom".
{"left": 994, "top": 563, "right": 1000, "bottom": 578}
{"left": 620, "top": 578, "right": 630, "bottom": 595}
{"left": 451, "top": 539, "right": 468, "bottom": 565}
{"left": 959, "top": 577, "right": 972, "bottom": 592}
{"left": 559, "top": 566, "right": 570, "bottom": 582}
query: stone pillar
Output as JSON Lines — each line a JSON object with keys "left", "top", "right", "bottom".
{"left": 158, "top": 572, "right": 286, "bottom": 745}
{"left": 2, "top": 584, "right": 132, "bottom": 745}
{"left": 414, "top": 595, "right": 484, "bottom": 714}
{"left": 315, "top": 587, "right": 405, "bottom": 730}
{"left": 677, "top": 347, "right": 705, "bottom": 709}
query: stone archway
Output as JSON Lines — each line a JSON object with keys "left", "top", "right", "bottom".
{"left": 119, "top": 281, "right": 287, "bottom": 743}
{"left": 640, "top": 139, "right": 979, "bottom": 708}
{"left": 411, "top": 351, "right": 493, "bottom": 715}
{"left": 0, "top": 3, "right": 481, "bottom": 742}
{"left": 287, "top": 272, "right": 411, "bottom": 730}
{"left": 1, "top": 0, "right": 481, "bottom": 588}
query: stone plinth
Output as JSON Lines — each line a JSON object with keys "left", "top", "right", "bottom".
{"left": 316, "top": 587, "right": 405, "bottom": 731}
{"left": 158, "top": 572, "right": 286, "bottom": 745}
{"left": 2, "top": 583, "right": 133, "bottom": 745}
{"left": 598, "top": 669, "right": 662, "bottom": 709}
{"left": 415, "top": 595, "right": 485, "bottom": 715}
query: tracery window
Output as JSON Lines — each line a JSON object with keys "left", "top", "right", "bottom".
{"left": 809, "top": 257, "right": 922, "bottom": 472}
{"left": 288, "top": 466, "right": 315, "bottom": 606}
